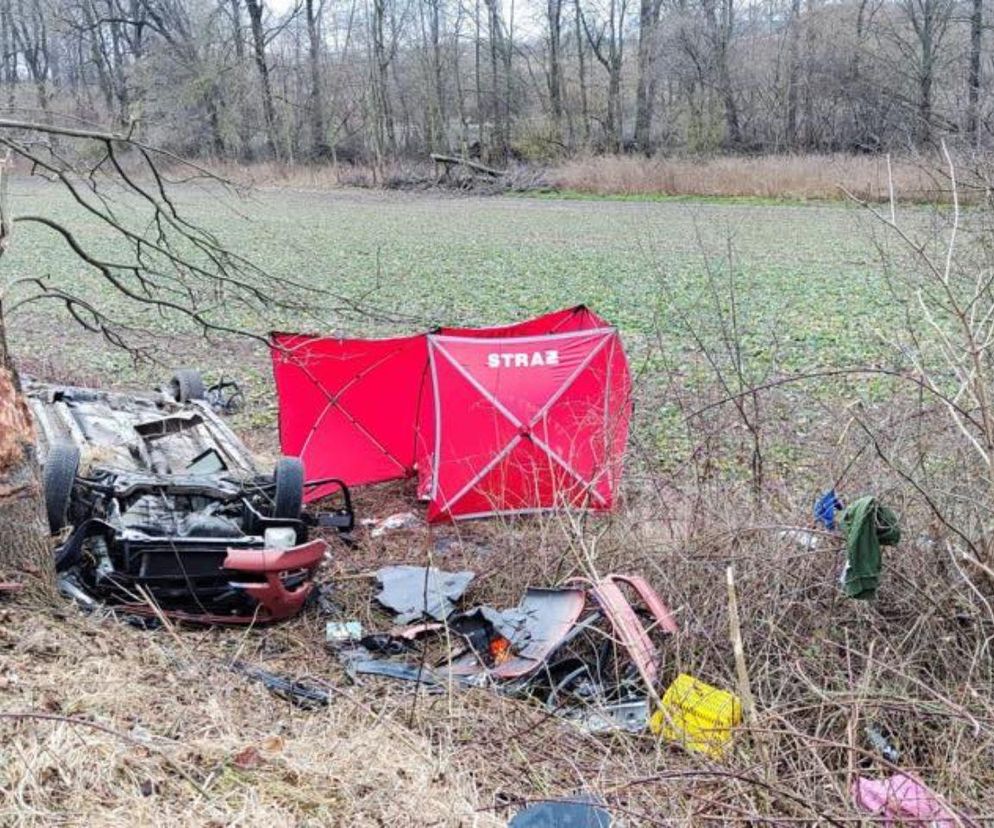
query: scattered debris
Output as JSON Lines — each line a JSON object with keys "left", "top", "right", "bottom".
{"left": 558, "top": 699, "right": 648, "bottom": 734}
{"left": 865, "top": 724, "right": 901, "bottom": 763}
{"left": 0, "top": 581, "right": 23, "bottom": 595}
{"left": 838, "top": 496, "right": 901, "bottom": 599}
{"left": 368, "top": 511, "right": 422, "bottom": 537}
{"left": 233, "top": 661, "right": 330, "bottom": 709}
{"left": 204, "top": 377, "right": 245, "bottom": 415}
{"left": 232, "top": 745, "right": 263, "bottom": 770}
{"left": 348, "top": 659, "right": 443, "bottom": 688}
{"left": 446, "top": 588, "right": 586, "bottom": 681}
{"left": 853, "top": 774, "right": 962, "bottom": 827}
{"left": 779, "top": 528, "right": 820, "bottom": 550}
{"left": 375, "top": 565, "right": 475, "bottom": 623}
{"left": 26, "top": 376, "right": 352, "bottom": 624}
{"left": 345, "top": 573, "right": 678, "bottom": 734}
{"left": 650, "top": 673, "right": 742, "bottom": 757}
{"left": 325, "top": 620, "right": 363, "bottom": 644}
{"left": 814, "top": 488, "right": 844, "bottom": 530}
{"left": 359, "top": 634, "right": 413, "bottom": 656}
{"left": 509, "top": 795, "right": 612, "bottom": 827}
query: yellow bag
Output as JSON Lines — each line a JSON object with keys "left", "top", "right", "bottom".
{"left": 650, "top": 673, "right": 742, "bottom": 757}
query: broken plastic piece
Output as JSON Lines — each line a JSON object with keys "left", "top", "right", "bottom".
{"left": 326, "top": 620, "right": 363, "bottom": 644}
{"left": 375, "top": 565, "right": 474, "bottom": 623}
{"left": 651, "top": 673, "right": 742, "bottom": 757}
{"left": 865, "top": 724, "right": 900, "bottom": 763}
{"left": 370, "top": 512, "right": 422, "bottom": 537}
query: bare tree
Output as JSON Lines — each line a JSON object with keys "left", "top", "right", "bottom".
{"left": 12, "top": 0, "right": 53, "bottom": 113}
{"left": 702, "top": 0, "right": 740, "bottom": 146}
{"left": 546, "top": 0, "right": 564, "bottom": 134}
{"left": 245, "top": 0, "right": 280, "bottom": 157}
{"left": 633, "top": 0, "right": 662, "bottom": 151}
{"left": 581, "top": 0, "right": 627, "bottom": 150}
{"left": 966, "top": 0, "right": 983, "bottom": 146}
{"left": 305, "top": 0, "right": 330, "bottom": 157}
{"left": 891, "top": 0, "right": 954, "bottom": 146}
{"left": 369, "top": 0, "right": 396, "bottom": 158}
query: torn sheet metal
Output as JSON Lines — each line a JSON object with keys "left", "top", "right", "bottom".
{"left": 348, "top": 659, "right": 443, "bottom": 688}
{"left": 556, "top": 699, "right": 649, "bottom": 734}
{"left": 233, "top": 662, "right": 330, "bottom": 709}
{"left": 375, "top": 565, "right": 475, "bottom": 623}
{"left": 448, "top": 587, "right": 586, "bottom": 680}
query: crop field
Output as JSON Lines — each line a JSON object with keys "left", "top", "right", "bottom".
{"left": 5, "top": 179, "right": 909, "bottom": 433}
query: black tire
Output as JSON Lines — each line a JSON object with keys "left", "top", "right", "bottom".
{"left": 273, "top": 457, "right": 304, "bottom": 519}
{"left": 169, "top": 369, "right": 206, "bottom": 403}
{"left": 44, "top": 441, "right": 80, "bottom": 534}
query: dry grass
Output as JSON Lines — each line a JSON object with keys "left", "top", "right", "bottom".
{"left": 207, "top": 160, "right": 438, "bottom": 192}
{"left": 550, "top": 153, "right": 959, "bottom": 202}
{"left": 0, "top": 592, "right": 498, "bottom": 826}
{"left": 201, "top": 153, "right": 971, "bottom": 203}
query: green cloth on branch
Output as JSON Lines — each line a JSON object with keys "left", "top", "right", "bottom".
{"left": 838, "top": 496, "right": 901, "bottom": 600}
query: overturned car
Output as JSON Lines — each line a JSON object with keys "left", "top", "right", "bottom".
{"left": 26, "top": 371, "right": 352, "bottom": 624}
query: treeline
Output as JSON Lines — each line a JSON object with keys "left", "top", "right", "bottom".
{"left": 0, "top": 0, "right": 987, "bottom": 164}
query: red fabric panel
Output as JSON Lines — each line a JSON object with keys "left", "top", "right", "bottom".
{"left": 425, "top": 328, "right": 631, "bottom": 522}
{"left": 415, "top": 306, "right": 612, "bottom": 497}
{"left": 270, "top": 332, "right": 427, "bottom": 498}
{"left": 437, "top": 305, "right": 608, "bottom": 338}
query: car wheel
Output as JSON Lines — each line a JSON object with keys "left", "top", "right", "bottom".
{"left": 273, "top": 457, "right": 304, "bottom": 519}
{"left": 44, "top": 441, "right": 80, "bottom": 534}
{"left": 169, "top": 369, "right": 206, "bottom": 402}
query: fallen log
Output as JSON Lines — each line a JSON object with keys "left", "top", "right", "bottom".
{"left": 430, "top": 153, "right": 506, "bottom": 178}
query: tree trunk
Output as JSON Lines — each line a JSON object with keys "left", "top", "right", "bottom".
{"left": 371, "top": 0, "right": 396, "bottom": 156}
{"left": 967, "top": 0, "right": 982, "bottom": 145}
{"left": 607, "top": 62, "right": 621, "bottom": 149}
{"left": 486, "top": 0, "right": 505, "bottom": 161}
{"left": 306, "top": 0, "right": 330, "bottom": 159}
{"left": 634, "top": 0, "right": 661, "bottom": 153}
{"left": 428, "top": 0, "right": 445, "bottom": 151}
{"left": 785, "top": 0, "right": 801, "bottom": 148}
{"left": 573, "top": 0, "right": 589, "bottom": 148}
{"left": 547, "top": 0, "right": 563, "bottom": 131}
{"left": 0, "top": 362, "right": 50, "bottom": 589}
{"left": 0, "top": 158, "right": 51, "bottom": 591}
{"left": 245, "top": 0, "right": 280, "bottom": 158}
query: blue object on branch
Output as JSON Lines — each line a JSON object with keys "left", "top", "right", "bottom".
{"left": 814, "top": 489, "right": 844, "bottom": 530}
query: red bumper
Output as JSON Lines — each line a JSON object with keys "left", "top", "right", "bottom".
{"left": 222, "top": 538, "right": 329, "bottom": 622}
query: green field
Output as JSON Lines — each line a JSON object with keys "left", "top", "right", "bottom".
{"left": 4, "top": 179, "right": 910, "bottom": 444}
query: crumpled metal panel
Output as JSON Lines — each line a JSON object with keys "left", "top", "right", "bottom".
{"left": 374, "top": 565, "right": 475, "bottom": 624}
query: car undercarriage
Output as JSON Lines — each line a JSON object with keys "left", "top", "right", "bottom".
{"left": 26, "top": 372, "right": 352, "bottom": 623}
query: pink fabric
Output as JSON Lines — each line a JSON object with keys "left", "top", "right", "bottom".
{"left": 853, "top": 774, "right": 958, "bottom": 827}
